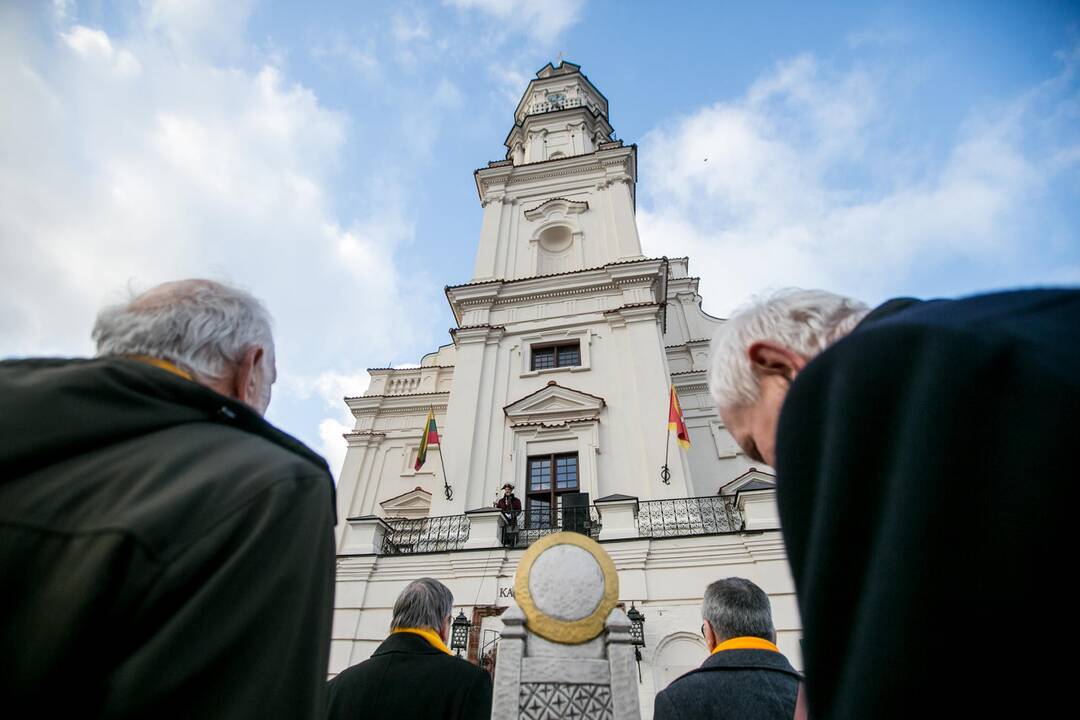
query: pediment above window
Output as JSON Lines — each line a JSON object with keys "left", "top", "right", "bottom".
{"left": 523, "top": 197, "right": 589, "bottom": 221}
{"left": 718, "top": 468, "right": 776, "bottom": 496}
{"left": 504, "top": 381, "right": 605, "bottom": 426}
{"left": 380, "top": 486, "right": 432, "bottom": 519}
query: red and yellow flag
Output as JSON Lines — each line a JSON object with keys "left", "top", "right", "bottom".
{"left": 668, "top": 386, "right": 691, "bottom": 450}
{"left": 415, "top": 409, "right": 440, "bottom": 471}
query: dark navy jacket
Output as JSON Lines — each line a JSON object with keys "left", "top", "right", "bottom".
{"left": 776, "top": 288, "right": 1080, "bottom": 720}
{"left": 653, "top": 648, "right": 800, "bottom": 720}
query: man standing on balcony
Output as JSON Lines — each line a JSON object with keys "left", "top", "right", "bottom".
{"left": 708, "top": 287, "right": 1080, "bottom": 720}
{"left": 654, "top": 577, "right": 803, "bottom": 720}
{"left": 327, "top": 577, "right": 492, "bottom": 720}
{"left": 494, "top": 482, "right": 522, "bottom": 547}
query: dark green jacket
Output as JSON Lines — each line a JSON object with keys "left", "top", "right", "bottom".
{"left": 0, "top": 357, "right": 337, "bottom": 719}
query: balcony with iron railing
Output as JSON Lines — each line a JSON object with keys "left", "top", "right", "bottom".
{"left": 340, "top": 490, "right": 777, "bottom": 557}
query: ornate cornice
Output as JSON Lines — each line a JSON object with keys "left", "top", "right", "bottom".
{"left": 674, "top": 383, "right": 710, "bottom": 394}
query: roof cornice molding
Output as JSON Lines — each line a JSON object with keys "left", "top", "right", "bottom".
{"left": 346, "top": 392, "right": 449, "bottom": 416}
{"left": 474, "top": 144, "right": 636, "bottom": 205}
{"left": 446, "top": 257, "right": 664, "bottom": 304}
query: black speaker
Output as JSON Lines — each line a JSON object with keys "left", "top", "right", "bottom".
{"left": 561, "top": 492, "right": 590, "bottom": 535}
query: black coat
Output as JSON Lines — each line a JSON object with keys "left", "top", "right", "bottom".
{"left": 775, "top": 289, "right": 1080, "bottom": 720}
{"left": 0, "top": 357, "right": 337, "bottom": 719}
{"left": 326, "top": 632, "right": 492, "bottom": 720}
{"left": 653, "top": 648, "right": 800, "bottom": 720}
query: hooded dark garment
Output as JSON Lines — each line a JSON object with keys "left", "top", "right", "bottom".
{"left": 775, "top": 288, "right": 1080, "bottom": 720}
{"left": 0, "top": 357, "right": 337, "bottom": 719}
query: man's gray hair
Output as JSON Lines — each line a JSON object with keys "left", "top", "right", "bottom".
{"left": 702, "top": 577, "right": 776, "bottom": 644}
{"left": 390, "top": 577, "right": 454, "bottom": 632}
{"left": 710, "top": 288, "right": 869, "bottom": 408}
{"left": 92, "top": 279, "right": 274, "bottom": 383}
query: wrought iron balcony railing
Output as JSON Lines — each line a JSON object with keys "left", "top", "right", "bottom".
{"left": 383, "top": 514, "right": 471, "bottom": 555}
{"left": 374, "top": 495, "right": 746, "bottom": 555}
{"left": 636, "top": 496, "right": 743, "bottom": 537}
{"left": 504, "top": 505, "right": 602, "bottom": 549}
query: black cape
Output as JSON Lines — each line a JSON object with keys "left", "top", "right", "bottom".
{"left": 775, "top": 288, "right": 1080, "bottom": 719}
{"left": 0, "top": 357, "right": 337, "bottom": 719}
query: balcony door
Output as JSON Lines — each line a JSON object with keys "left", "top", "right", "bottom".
{"left": 525, "top": 453, "right": 579, "bottom": 529}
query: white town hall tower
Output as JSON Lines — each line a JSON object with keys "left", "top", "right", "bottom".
{"left": 330, "top": 62, "right": 802, "bottom": 716}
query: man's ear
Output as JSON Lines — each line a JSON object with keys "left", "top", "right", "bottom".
{"left": 703, "top": 620, "right": 718, "bottom": 651}
{"left": 747, "top": 341, "right": 807, "bottom": 382}
{"left": 232, "top": 346, "right": 264, "bottom": 408}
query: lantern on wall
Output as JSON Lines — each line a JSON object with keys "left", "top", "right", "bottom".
{"left": 450, "top": 609, "right": 471, "bottom": 657}
{"left": 626, "top": 602, "right": 646, "bottom": 681}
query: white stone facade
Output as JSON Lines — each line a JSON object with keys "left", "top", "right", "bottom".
{"left": 331, "top": 61, "right": 802, "bottom": 718}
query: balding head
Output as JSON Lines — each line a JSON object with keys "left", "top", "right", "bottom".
{"left": 93, "top": 279, "right": 277, "bottom": 415}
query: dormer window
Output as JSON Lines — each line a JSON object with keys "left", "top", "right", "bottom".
{"left": 531, "top": 341, "right": 580, "bottom": 371}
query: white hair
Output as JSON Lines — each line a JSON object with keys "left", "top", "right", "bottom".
{"left": 710, "top": 288, "right": 869, "bottom": 409}
{"left": 92, "top": 279, "right": 275, "bottom": 384}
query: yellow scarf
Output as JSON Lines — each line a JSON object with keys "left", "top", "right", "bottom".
{"left": 391, "top": 627, "right": 453, "bottom": 656}
{"left": 127, "top": 355, "right": 193, "bottom": 381}
{"left": 711, "top": 636, "right": 781, "bottom": 655}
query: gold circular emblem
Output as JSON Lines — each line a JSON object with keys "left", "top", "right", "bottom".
{"left": 513, "top": 531, "right": 619, "bottom": 644}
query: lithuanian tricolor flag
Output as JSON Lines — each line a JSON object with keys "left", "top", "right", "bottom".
{"left": 668, "top": 386, "right": 691, "bottom": 450}
{"left": 415, "top": 409, "right": 440, "bottom": 471}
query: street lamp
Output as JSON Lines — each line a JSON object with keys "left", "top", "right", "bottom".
{"left": 450, "top": 609, "right": 471, "bottom": 657}
{"left": 626, "top": 602, "right": 646, "bottom": 681}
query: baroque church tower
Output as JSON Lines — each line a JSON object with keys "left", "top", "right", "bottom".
{"left": 336, "top": 61, "right": 759, "bottom": 527}
{"left": 330, "top": 64, "right": 795, "bottom": 714}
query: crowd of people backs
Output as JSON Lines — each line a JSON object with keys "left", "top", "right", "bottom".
{"left": 2, "top": 277, "right": 1076, "bottom": 719}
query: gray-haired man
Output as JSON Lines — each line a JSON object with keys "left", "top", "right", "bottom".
{"left": 0, "top": 279, "right": 336, "bottom": 718}
{"left": 709, "top": 287, "right": 1079, "bottom": 720}
{"left": 654, "top": 578, "right": 802, "bottom": 720}
{"left": 327, "top": 577, "right": 493, "bottom": 720}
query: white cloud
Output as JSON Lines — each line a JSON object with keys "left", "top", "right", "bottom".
{"left": 280, "top": 369, "right": 371, "bottom": 481}
{"left": 638, "top": 50, "right": 1079, "bottom": 315}
{"left": 61, "top": 25, "right": 141, "bottom": 75}
{"left": 444, "top": 0, "right": 585, "bottom": 44}
{"left": 140, "top": 0, "right": 256, "bottom": 62}
{"left": 310, "top": 37, "right": 379, "bottom": 77}
{"left": 319, "top": 417, "right": 352, "bottom": 481}
{"left": 0, "top": 4, "right": 436, "bottom": 454}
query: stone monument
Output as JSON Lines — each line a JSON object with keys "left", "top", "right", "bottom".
{"left": 492, "top": 532, "right": 641, "bottom": 720}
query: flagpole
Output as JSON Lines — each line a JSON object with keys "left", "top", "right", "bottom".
{"left": 661, "top": 389, "right": 672, "bottom": 485}
{"left": 434, "top": 406, "right": 453, "bottom": 501}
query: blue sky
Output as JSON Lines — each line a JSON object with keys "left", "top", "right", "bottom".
{"left": 2, "top": 1, "right": 1077, "bottom": 474}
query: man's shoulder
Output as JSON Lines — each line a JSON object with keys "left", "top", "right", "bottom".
{"left": 332, "top": 642, "right": 489, "bottom": 687}
{"left": 669, "top": 649, "right": 798, "bottom": 684}
{"left": 658, "top": 652, "right": 800, "bottom": 719}
{"left": 854, "top": 288, "right": 1080, "bottom": 343}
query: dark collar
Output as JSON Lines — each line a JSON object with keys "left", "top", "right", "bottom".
{"left": 372, "top": 632, "right": 447, "bottom": 657}
{"left": 701, "top": 648, "right": 798, "bottom": 675}
{"left": 858, "top": 297, "right": 923, "bottom": 328}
